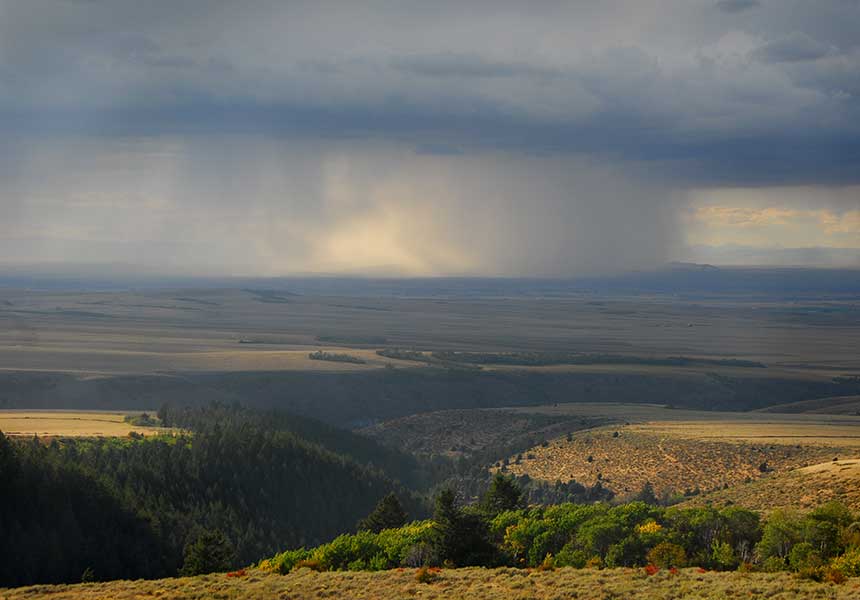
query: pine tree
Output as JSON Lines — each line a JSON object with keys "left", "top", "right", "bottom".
{"left": 357, "top": 493, "right": 408, "bottom": 533}
{"left": 430, "top": 488, "right": 496, "bottom": 567}
{"left": 634, "top": 481, "right": 658, "bottom": 505}
{"left": 179, "top": 530, "right": 235, "bottom": 576}
{"left": 479, "top": 473, "right": 525, "bottom": 517}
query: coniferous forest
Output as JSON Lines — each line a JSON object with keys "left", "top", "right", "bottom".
{"left": 0, "top": 405, "right": 416, "bottom": 586}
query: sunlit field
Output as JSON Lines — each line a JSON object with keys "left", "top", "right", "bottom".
{"left": 0, "top": 411, "right": 172, "bottom": 438}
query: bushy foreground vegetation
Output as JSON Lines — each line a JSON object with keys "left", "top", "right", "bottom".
{"left": 263, "top": 475, "right": 860, "bottom": 583}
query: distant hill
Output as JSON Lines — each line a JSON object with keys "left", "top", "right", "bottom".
{"left": 757, "top": 395, "right": 860, "bottom": 415}
{"left": 5, "top": 369, "right": 860, "bottom": 428}
{"left": 498, "top": 424, "right": 855, "bottom": 500}
{"left": 3, "top": 266, "right": 860, "bottom": 296}
{"left": 683, "top": 458, "right": 860, "bottom": 513}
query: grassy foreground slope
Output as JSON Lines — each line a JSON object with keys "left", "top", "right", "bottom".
{"left": 4, "top": 567, "right": 860, "bottom": 600}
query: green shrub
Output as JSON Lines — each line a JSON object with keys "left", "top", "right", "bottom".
{"left": 606, "top": 535, "right": 646, "bottom": 567}
{"left": 832, "top": 548, "right": 860, "bottom": 577}
{"left": 710, "top": 541, "right": 737, "bottom": 570}
{"left": 646, "top": 542, "right": 686, "bottom": 568}
{"left": 293, "top": 521, "right": 435, "bottom": 572}
{"left": 789, "top": 542, "right": 822, "bottom": 571}
{"left": 260, "top": 548, "right": 311, "bottom": 574}
{"left": 761, "top": 556, "right": 787, "bottom": 573}
{"left": 555, "top": 544, "right": 588, "bottom": 568}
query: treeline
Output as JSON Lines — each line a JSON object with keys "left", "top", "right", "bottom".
{"left": 430, "top": 351, "right": 766, "bottom": 369}
{"left": 376, "top": 348, "right": 765, "bottom": 369}
{"left": 157, "top": 405, "right": 605, "bottom": 502}
{"left": 264, "top": 475, "right": 860, "bottom": 581}
{"left": 308, "top": 351, "right": 366, "bottom": 364}
{"left": 0, "top": 406, "right": 420, "bottom": 587}
{"left": 157, "top": 403, "right": 438, "bottom": 490}
{"left": 6, "top": 369, "right": 860, "bottom": 426}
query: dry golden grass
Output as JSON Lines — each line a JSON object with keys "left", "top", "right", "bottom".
{"left": 3, "top": 567, "right": 860, "bottom": 600}
{"left": 499, "top": 423, "right": 858, "bottom": 497}
{"left": 627, "top": 421, "right": 860, "bottom": 446}
{"left": 684, "top": 458, "right": 860, "bottom": 512}
{"left": 0, "top": 411, "right": 173, "bottom": 438}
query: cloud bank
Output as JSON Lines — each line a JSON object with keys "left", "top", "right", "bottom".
{"left": 0, "top": 1, "right": 857, "bottom": 275}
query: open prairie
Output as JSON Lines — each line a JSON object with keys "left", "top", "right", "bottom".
{"left": 3, "top": 286, "right": 860, "bottom": 425}
{"left": 0, "top": 410, "right": 171, "bottom": 438}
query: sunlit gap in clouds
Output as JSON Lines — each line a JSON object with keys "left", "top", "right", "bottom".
{"left": 0, "top": 135, "right": 689, "bottom": 277}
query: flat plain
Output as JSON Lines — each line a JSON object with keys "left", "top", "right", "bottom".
{"left": 1, "top": 286, "right": 859, "bottom": 376}
{"left": 2, "top": 286, "right": 860, "bottom": 426}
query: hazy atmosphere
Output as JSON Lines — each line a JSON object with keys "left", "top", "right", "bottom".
{"left": 5, "top": 3, "right": 860, "bottom": 596}
{"left": 1, "top": 0, "right": 858, "bottom": 276}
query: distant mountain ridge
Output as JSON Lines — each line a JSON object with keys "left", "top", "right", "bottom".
{"left": 1, "top": 265, "right": 860, "bottom": 296}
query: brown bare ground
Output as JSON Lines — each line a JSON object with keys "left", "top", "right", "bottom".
{"left": 3, "top": 567, "right": 860, "bottom": 600}
{"left": 683, "top": 458, "right": 860, "bottom": 512}
{"left": 499, "top": 423, "right": 859, "bottom": 497}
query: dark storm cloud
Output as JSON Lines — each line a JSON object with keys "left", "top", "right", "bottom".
{"left": 391, "top": 54, "right": 554, "bottom": 79}
{"left": 0, "top": 1, "right": 858, "bottom": 276}
{"left": 0, "top": 0, "right": 857, "bottom": 185}
{"left": 752, "top": 33, "right": 833, "bottom": 63}
{"left": 715, "top": 0, "right": 760, "bottom": 14}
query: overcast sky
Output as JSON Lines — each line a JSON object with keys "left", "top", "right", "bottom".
{"left": 0, "top": 0, "right": 858, "bottom": 276}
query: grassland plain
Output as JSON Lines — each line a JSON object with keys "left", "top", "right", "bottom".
{"left": 3, "top": 567, "right": 860, "bottom": 600}
{"left": 0, "top": 410, "right": 172, "bottom": 438}
{"left": 498, "top": 421, "right": 860, "bottom": 498}
{"left": 683, "top": 459, "right": 860, "bottom": 512}
{"left": 2, "top": 287, "right": 860, "bottom": 376}
{"left": 4, "top": 287, "right": 860, "bottom": 427}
